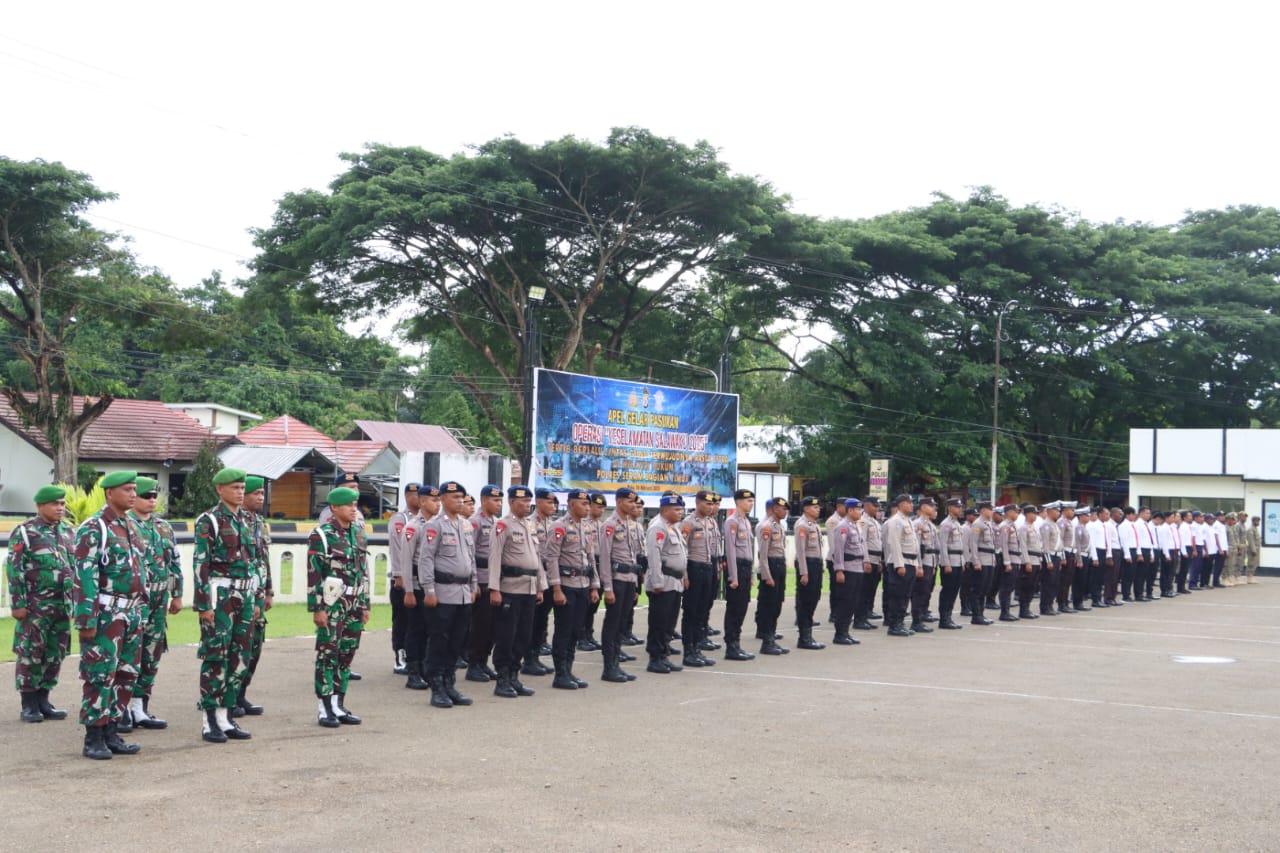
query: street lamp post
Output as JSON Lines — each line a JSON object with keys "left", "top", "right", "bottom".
{"left": 521, "top": 286, "right": 546, "bottom": 486}
{"left": 989, "top": 300, "right": 1018, "bottom": 504}
{"left": 718, "top": 325, "right": 740, "bottom": 394}
{"left": 671, "top": 359, "right": 720, "bottom": 392}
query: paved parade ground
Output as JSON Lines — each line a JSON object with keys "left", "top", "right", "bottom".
{"left": 4, "top": 581, "right": 1279, "bottom": 852}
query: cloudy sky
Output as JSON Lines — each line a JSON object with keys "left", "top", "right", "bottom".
{"left": 5, "top": 1, "right": 1276, "bottom": 289}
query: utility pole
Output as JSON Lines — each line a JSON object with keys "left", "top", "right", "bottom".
{"left": 989, "top": 300, "right": 1018, "bottom": 503}
{"left": 520, "top": 286, "right": 546, "bottom": 486}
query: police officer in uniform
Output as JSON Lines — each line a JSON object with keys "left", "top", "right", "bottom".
{"left": 543, "top": 489, "right": 598, "bottom": 690}
{"left": 645, "top": 494, "right": 690, "bottom": 673}
{"left": 881, "top": 494, "right": 919, "bottom": 637}
{"left": 937, "top": 498, "right": 966, "bottom": 630}
{"left": 679, "top": 489, "right": 723, "bottom": 666}
{"left": 910, "top": 498, "right": 939, "bottom": 633}
{"left": 487, "top": 486, "right": 545, "bottom": 698}
{"left": 859, "top": 498, "right": 884, "bottom": 624}
{"left": 416, "top": 481, "right": 479, "bottom": 709}
{"left": 756, "top": 498, "right": 790, "bottom": 655}
{"left": 598, "top": 487, "right": 643, "bottom": 682}
{"left": 792, "top": 496, "right": 827, "bottom": 650}
{"left": 401, "top": 485, "right": 439, "bottom": 690}
{"left": 966, "top": 503, "right": 995, "bottom": 625}
{"left": 829, "top": 498, "right": 865, "bottom": 644}
{"left": 722, "top": 490, "right": 757, "bottom": 661}
{"left": 578, "top": 492, "right": 607, "bottom": 652}
{"left": 1015, "top": 504, "right": 1043, "bottom": 619}
{"left": 387, "top": 482, "right": 421, "bottom": 675}
{"left": 465, "top": 485, "right": 503, "bottom": 683}
{"left": 523, "top": 488, "right": 559, "bottom": 675}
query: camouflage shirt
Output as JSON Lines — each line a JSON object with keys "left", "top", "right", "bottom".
{"left": 71, "top": 506, "right": 144, "bottom": 630}
{"left": 130, "top": 512, "right": 184, "bottom": 596}
{"left": 245, "top": 510, "right": 274, "bottom": 595}
{"left": 4, "top": 517, "right": 75, "bottom": 610}
{"left": 193, "top": 502, "right": 256, "bottom": 611}
{"left": 306, "top": 520, "right": 368, "bottom": 612}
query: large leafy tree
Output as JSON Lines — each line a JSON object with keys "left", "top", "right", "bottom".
{"left": 0, "top": 158, "right": 190, "bottom": 481}
{"left": 252, "top": 127, "right": 787, "bottom": 454}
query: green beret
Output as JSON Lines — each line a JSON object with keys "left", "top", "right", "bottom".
{"left": 212, "top": 468, "right": 246, "bottom": 486}
{"left": 100, "top": 471, "right": 137, "bottom": 489}
{"left": 245, "top": 476, "right": 265, "bottom": 493}
{"left": 136, "top": 476, "right": 158, "bottom": 494}
{"left": 33, "top": 485, "right": 66, "bottom": 504}
{"left": 326, "top": 486, "right": 359, "bottom": 506}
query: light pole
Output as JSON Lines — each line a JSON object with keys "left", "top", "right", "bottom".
{"left": 989, "top": 300, "right": 1018, "bottom": 503}
{"left": 671, "top": 359, "right": 720, "bottom": 392}
{"left": 718, "top": 325, "right": 740, "bottom": 394}
{"left": 521, "top": 286, "right": 546, "bottom": 486}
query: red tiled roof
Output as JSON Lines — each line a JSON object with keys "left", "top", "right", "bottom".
{"left": 237, "top": 415, "right": 336, "bottom": 452}
{"left": 0, "top": 394, "right": 225, "bottom": 462}
{"left": 333, "top": 440, "right": 389, "bottom": 473}
{"left": 348, "top": 420, "right": 466, "bottom": 454}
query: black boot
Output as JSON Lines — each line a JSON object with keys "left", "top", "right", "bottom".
{"left": 19, "top": 692, "right": 44, "bottom": 723}
{"left": 405, "top": 660, "right": 429, "bottom": 690}
{"left": 83, "top": 724, "right": 111, "bottom": 760}
{"left": 602, "top": 655, "right": 629, "bottom": 683}
{"left": 521, "top": 657, "right": 552, "bottom": 677}
{"left": 508, "top": 667, "right": 535, "bottom": 697}
{"left": 552, "top": 660, "right": 579, "bottom": 690}
{"left": 104, "top": 722, "right": 141, "bottom": 755}
{"left": 797, "top": 628, "right": 826, "bottom": 650}
{"left": 760, "top": 638, "right": 790, "bottom": 655}
{"left": 566, "top": 654, "right": 589, "bottom": 688}
{"left": 938, "top": 612, "right": 963, "bottom": 630}
{"left": 852, "top": 619, "right": 876, "bottom": 630}
{"left": 317, "top": 696, "right": 340, "bottom": 728}
{"left": 115, "top": 711, "right": 133, "bottom": 734}
{"left": 493, "top": 670, "right": 519, "bottom": 698}
{"left": 465, "top": 662, "right": 491, "bottom": 683}
{"left": 218, "top": 708, "right": 252, "bottom": 740}
{"left": 429, "top": 675, "right": 454, "bottom": 708}
{"left": 35, "top": 689, "right": 66, "bottom": 720}
{"left": 481, "top": 660, "right": 499, "bottom": 680}
{"left": 202, "top": 708, "right": 228, "bottom": 743}
{"left": 725, "top": 642, "right": 755, "bottom": 661}
{"left": 887, "top": 621, "right": 912, "bottom": 637}
{"left": 445, "top": 673, "right": 474, "bottom": 706}
{"left": 971, "top": 609, "right": 993, "bottom": 625}
{"left": 833, "top": 632, "right": 859, "bottom": 645}
{"left": 334, "top": 693, "right": 362, "bottom": 723}
{"left": 237, "top": 694, "right": 264, "bottom": 716}
{"left": 683, "top": 650, "right": 710, "bottom": 667}
{"left": 1019, "top": 604, "right": 1039, "bottom": 619}
{"left": 999, "top": 607, "right": 1020, "bottom": 622}
{"left": 647, "top": 655, "right": 671, "bottom": 674}
{"left": 910, "top": 619, "right": 934, "bottom": 634}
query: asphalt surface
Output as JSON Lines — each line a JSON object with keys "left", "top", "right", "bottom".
{"left": 3, "top": 580, "right": 1279, "bottom": 852}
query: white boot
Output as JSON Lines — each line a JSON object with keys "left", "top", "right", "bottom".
{"left": 128, "top": 696, "right": 147, "bottom": 725}
{"left": 215, "top": 706, "right": 251, "bottom": 739}
{"left": 318, "top": 697, "right": 339, "bottom": 727}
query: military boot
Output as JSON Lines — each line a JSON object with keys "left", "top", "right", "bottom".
{"left": 130, "top": 696, "right": 167, "bottom": 729}
{"left": 20, "top": 692, "right": 44, "bottom": 723}
{"left": 333, "top": 693, "right": 362, "bottom": 723}
{"left": 646, "top": 654, "right": 671, "bottom": 674}
{"left": 602, "top": 654, "right": 629, "bottom": 683}
{"left": 405, "top": 660, "right": 429, "bottom": 691}
{"left": 317, "top": 697, "right": 340, "bottom": 728}
{"left": 760, "top": 638, "right": 790, "bottom": 655}
{"left": 465, "top": 661, "right": 491, "bottom": 683}
{"left": 445, "top": 673, "right": 474, "bottom": 706}
{"left": 216, "top": 707, "right": 251, "bottom": 740}
{"left": 797, "top": 628, "right": 826, "bottom": 650}
{"left": 910, "top": 619, "right": 934, "bottom": 634}
{"left": 999, "top": 607, "right": 1020, "bottom": 622}
{"left": 508, "top": 667, "right": 535, "bottom": 697}
{"left": 493, "top": 671, "right": 519, "bottom": 698}
{"left": 393, "top": 648, "right": 408, "bottom": 675}
{"left": 725, "top": 642, "right": 755, "bottom": 661}
{"left": 552, "top": 660, "right": 579, "bottom": 690}
{"left": 114, "top": 711, "right": 133, "bottom": 734}
{"left": 521, "top": 657, "right": 552, "bottom": 677}
{"left": 104, "top": 722, "right": 141, "bottom": 755}
{"left": 83, "top": 724, "right": 112, "bottom": 760}
{"left": 938, "top": 611, "right": 963, "bottom": 630}
{"left": 236, "top": 694, "right": 263, "bottom": 717}
{"left": 35, "top": 689, "right": 67, "bottom": 720}
{"left": 429, "top": 675, "right": 454, "bottom": 708}
{"left": 202, "top": 709, "right": 228, "bottom": 743}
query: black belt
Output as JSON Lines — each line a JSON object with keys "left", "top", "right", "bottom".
{"left": 902, "top": 554, "right": 918, "bottom": 560}
{"left": 687, "top": 560, "right": 714, "bottom": 571}
{"left": 978, "top": 547, "right": 994, "bottom": 554}
{"left": 661, "top": 566, "right": 686, "bottom": 579}
{"left": 868, "top": 549, "right": 883, "bottom": 557}
{"left": 925, "top": 548, "right": 939, "bottom": 554}
{"left": 558, "top": 565, "right": 591, "bottom": 578}
{"left": 948, "top": 550, "right": 964, "bottom": 555}
{"left": 501, "top": 565, "right": 538, "bottom": 578}
{"left": 610, "top": 561, "right": 640, "bottom": 575}
{"left": 1028, "top": 551, "right": 1043, "bottom": 557}
{"left": 475, "top": 557, "right": 489, "bottom": 569}
{"left": 842, "top": 553, "right": 866, "bottom": 561}
{"left": 433, "top": 571, "right": 471, "bottom": 585}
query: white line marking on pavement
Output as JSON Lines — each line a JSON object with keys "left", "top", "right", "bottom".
{"left": 954, "top": 635, "right": 1280, "bottom": 665}
{"left": 1081, "top": 615, "right": 1280, "bottom": 630}
{"left": 1029, "top": 625, "right": 1280, "bottom": 646}
{"left": 705, "top": 670, "right": 1280, "bottom": 722}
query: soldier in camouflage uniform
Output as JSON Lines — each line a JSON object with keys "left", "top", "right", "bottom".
{"left": 6, "top": 484, "right": 75, "bottom": 724}
{"left": 72, "top": 471, "right": 145, "bottom": 760}
{"left": 234, "top": 475, "right": 273, "bottom": 718}
{"left": 126, "top": 477, "right": 183, "bottom": 731}
{"left": 308, "top": 486, "right": 369, "bottom": 728}
{"left": 193, "top": 467, "right": 256, "bottom": 744}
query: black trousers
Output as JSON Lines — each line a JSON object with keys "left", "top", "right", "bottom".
{"left": 796, "top": 557, "right": 823, "bottom": 631}
{"left": 469, "top": 583, "right": 496, "bottom": 665}
{"left": 390, "top": 583, "right": 407, "bottom": 653}
{"left": 601, "top": 579, "right": 637, "bottom": 662}
{"left": 1163, "top": 553, "right": 1179, "bottom": 594}
{"left": 646, "top": 590, "right": 681, "bottom": 657}
{"left": 492, "top": 592, "right": 536, "bottom": 673}
{"left": 683, "top": 561, "right": 716, "bottom": 647}
{"left": 530, "top": 593, "right": 554, "bottom": 655}
{"left": 1211, "top": 553, "right": 1225, "bottom": 586}
{"left": 756, "top": 557, "right": 786, "bottom": 636}
{"left": 911, "top": 566, "right": 936, "bottom": 620}
{"left": 666, "top": 589, "right": 683, "bottom": 640}
{"left": 1105, "top": 549, "right": 1122, "bottom": 602}
{"left": 404, "top": 588, "right": 431, "bottom": 666}
{"left": 1071, "top": 557, "right": 1089, "bottom": 606}
{"left": 551, "top": 585, "right": 591, "bottom": 665}
{"left": 1139, "top": 548, "right": 1155, "bottom": 596}
{"left": 1016, "top": 561, "right": 1040, "bottom": 606}
{"left": 1120, "top": 552, "right": 1136, "bottom": 598}
{"left": 829, "top": 568, "right": 861, "bottom": 633}
{"left": 621, "top": 580, "right": 640, "bottom": 637}
{"left": 426, "top": 602, "right": 471, "bottom": 679}
{"left": 1039, "top": 558, "right": 1059, "bottom": 612}
{"left": 997, "top": 563, "right": 1017, "bottom": 609}
{"left": 961, "top": 565, "right": 986, "bottom": 614}
{"left": 1090, "top": 550, "right": 1106, "bottom": 601}
{"left": 883, "top": 566, "right": 915, "bottom": 625}
{"left": 938, "top": 566, "right": 962, "bottom": 615}
{"left": 724, "top": 562, "right": 753, "bottom": 644}
{"left": 859, "top": 564, "right": 882, "bottom": 616}
{"left": 1057, "top": 555, "right": 1075, "bottom": 609}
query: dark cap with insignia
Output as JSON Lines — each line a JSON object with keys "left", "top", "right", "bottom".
{"left": 404, "top": 482, "right": 422, "bottom": 495}
{"left": 771, "top": 497, "right": 789, "bottom": 509}
{"left": 894, "top": 493, "right": 913, "bottom": 506}
{"left": 589, "top": 492, "right": 607, "bottom": 506}
{"left": 733, "top": 489, "right": 754, "bottom": 500}
{"left": 919, "top": 497, "right": 936, "bottom": 508}
{"left": 977, "top": 501, "right": 992, "bottom": 510}
{"left": 1021, "top": 502, "right": 1038, "bottom": 513}
{"left": 507, "top": 485, "right": 532, "bottom": 499}
{"left": 862, "top": 496, "right": 880, "bottom": 506}
{"left": 440, "top": 481, "right": 467, "bottom": 496}
{"left": 615, "top": 487, "right": 638, "bottom": 500}
{"left": 480, "top": 484, "right": 502, "bottom": 498}
{"left": 696, "top": 489, "right": 721, "bottom": 502}
{"left": 421, "top": 485, "right": 441, "bottom": 497}
{"left": 535, "top": 488, "right": 554, "bottom": 500}
{"left": 844, "top": 498, "right": 862, "bottom": 509}
{"left": 335, "top": 471, "right": 360, "bottom": 486}
{"left": 946, "top": 498, "right": 963, "bottom": 508}
{"left": 566, "top": 489, "right": 589, "bottom": 502}
{"left": 964, "top": 506, "right": 978, "bottom": 517}
{"left": 659, "top": 494, "right": 685, "bottom": 508}
{"left": 800, "top": 496, "right": 820, "bottom": 507}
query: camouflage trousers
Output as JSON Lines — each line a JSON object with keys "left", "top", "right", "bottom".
{"left": 12, "top": 594, "right": 71, "bottom": 693}
{"left": 133, "top": 590, "right": 170, "bottom": 698}
{"left": 315, "top": 597, "right": 363, "bottom": 698}
{"left": 79, "top": 604, "right": 143, "bottom": 726}
{"left": 197, "top": 583, "right": 254, "bottom": 711}
{"left": 243, "top": 592, "right": 268, "bottom": 693}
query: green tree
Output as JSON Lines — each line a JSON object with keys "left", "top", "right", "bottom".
{"left": 172, "top": 438, "right": 223, "bottom": 517}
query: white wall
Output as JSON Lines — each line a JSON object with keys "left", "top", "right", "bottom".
{"left": 1226, "top": 430, "right": 1280, "bottom": 481}
{"left": 1130, "top": 429, "right": 1154, "bottom": 474}
{"left": 0, "top": 431, "right": 55, "bottom": 513}
{"left": 396, "top": 451, "right": 512, "bottom": 509}
{"left": 1155, "top": 429, "right": 1223, "bottom": 475}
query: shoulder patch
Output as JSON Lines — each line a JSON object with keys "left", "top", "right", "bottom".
{"left": 425, "top": 528, "right": 438, "bottom": 544}
{"left": 496, "top": 521, "right": 506, "bottom": 535}
{"left": 394, "top": 521, "right": 405, "bottom": 535}
{"left": 656, "top": 531, "right": 665, "bottom": 542}
{"left": 554, "top": 527, "right": 565, "bottom": 540}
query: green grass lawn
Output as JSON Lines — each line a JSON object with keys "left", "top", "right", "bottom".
{"left": 0, "top": 568, "right": 817, "bottom": 663}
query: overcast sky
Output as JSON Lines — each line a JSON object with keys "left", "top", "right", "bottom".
{"left": 6, "top": 1, "right": 1276, "bottom": 290}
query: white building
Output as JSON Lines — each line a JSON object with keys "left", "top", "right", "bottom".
{"left": 1129, "top": 428, "right": 1278, "bottom": 569}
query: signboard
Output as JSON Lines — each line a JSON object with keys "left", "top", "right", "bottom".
{"left": 530, "top": 368, "right": 738, "bottom": 498}
{"left": 869, "top": 458, "right": 891, "bottom": 502}
{"left": 1263, "top": 500, "right": 1280, "bottom": 548}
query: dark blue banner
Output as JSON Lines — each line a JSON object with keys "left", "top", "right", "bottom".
{"left": 531, "top": 369, "right": 738, "bottom": 498}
